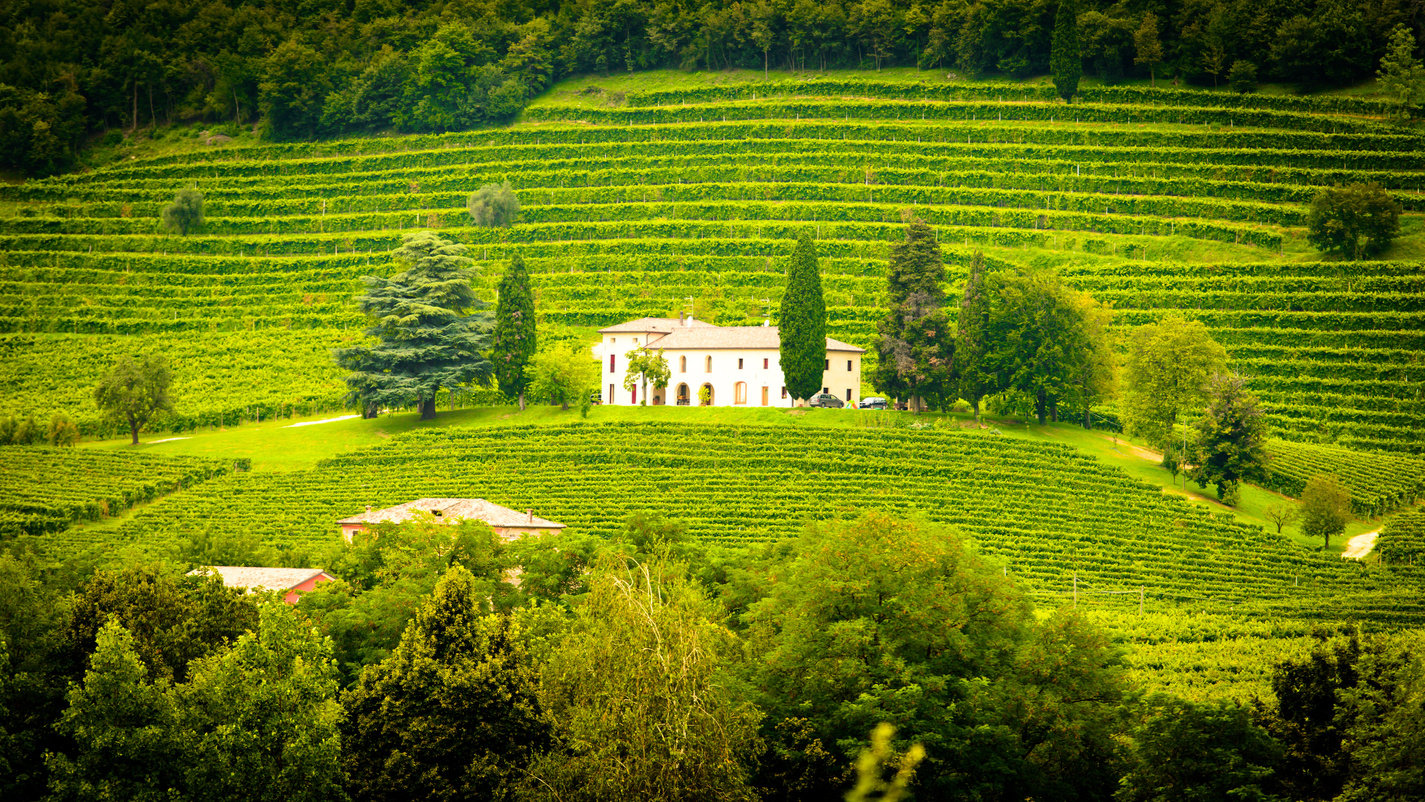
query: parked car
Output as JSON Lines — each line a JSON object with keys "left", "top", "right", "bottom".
{"left": 858, "top": 396, "right": 888, "bottom": 410}
{"left": 808, "top": 393, "right": 845, "bottom": 409}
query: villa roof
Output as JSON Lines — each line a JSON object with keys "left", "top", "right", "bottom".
{"left": 647, "top": 325, "right": 866, "bottom": 353}
{"left": 598, "top": 316, "right": 716, "bottom": 335}
{"left": 336, "top": 498, "right": 566, "bottom": 529}
{"left": 190, "top": 566, "right": 332, "bottom": 593}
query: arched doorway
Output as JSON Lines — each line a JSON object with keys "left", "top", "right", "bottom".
{"left": 676, "top": 383, "right": 690, "bottom": 405}
{"left": 699, "top": 383, "right": 714, "bottom": 406}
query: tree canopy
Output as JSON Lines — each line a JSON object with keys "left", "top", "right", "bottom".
{"left": 1051, "top": 0, "right": 1082, "bottom": 102}
{"left": 492, "top": 254, "right": 537, "bottom": 410}
{"left": 779, "top": 233, "right": 827, "bottom": 403}
{"left": 1307, "top": 183, "right": 1403, "bottom": 260}
{"left": 1190, "top": 373, "right": 1268, "bottom": 505}
{"left": 160, "top": 186, "right": 204, "bottom": 235}
{"left": 94, "top": 353, "right": 174, "bottom": 445}
{"left": 1122, "top": 317, "right": 1227, "bottom": 451}
{"left": 1300, "top": 473, "right": 1352, "bottom": 551}
{"left": 874, "top": 220, "right": 953, "bottom": 412}
{"left": 468, "top": 181, "right": 521, "bottom": 228}
{"left": 335, "top": 232, "right": 493, "bottom": 420}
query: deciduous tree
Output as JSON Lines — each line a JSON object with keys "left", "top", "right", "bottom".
{"left": 1122, "top": 317, "right": 1227, "bottom": 451}
{"left": 1307, "top": 183, "right": 1403, "bottom": 260}
{"left": 1133, "top": 13, "right": 1163, "bottom": 87}
{"left": 1117, "top": 696, "right": 1281, "bottom": 802}
{"left": 1377, "top": 24, "right": 1425, "bottom": 120}
{"left": 779, "top": 233, "right": 827, "bottom": 404}
{"left": 468, "top": 181, "right": 521, "bottom": 227}
{"left": 528, "top": 341, "right": 599, "bottom": 410}
{"left": 1190, "top": 373, "right": 1268, "bottom": 505}
{"left": 492, "top": 254, "right": 537, "bottom": 410}
{"left": 94, "top": 352, "right": 173, "bottom": 445}
{"left": 524, "top": 559, "right": 761, "bottom": 801}
{"left": 335, "top": 232, "right": 493, "bottom": 420}
{"left": 1300, "top": 473, "right": 1351, "bottom": 550}
{"left": 623, "top": 346, "right": 671, "bottom": 405}
{"left": 985, "top": 268, "right": 1100, "bottom": 425}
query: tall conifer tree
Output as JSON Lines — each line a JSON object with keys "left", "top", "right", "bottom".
{"left": 492, "top": 254, "right": 537, "bottom": 410}
{"left": 875, "top": 220, "right": 953, "bottom": 412}
{"left": 1052, "top": 0, "right": 1082, "bottom": 102}
{"left": 779, "top": 233, "right": 826, "bottom": 403}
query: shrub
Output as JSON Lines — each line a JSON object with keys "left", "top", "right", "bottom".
{"left": 161, "top": 186, "right": 204, "bottom": 235}
{"left": 467, "top": 180, "right": 520, "bottom": 227}
{"left": 48, "top": 413, "right": 80, "bottom": 446}
{"left": 1229, "top": 61, "right": 1258, "bottom": 94}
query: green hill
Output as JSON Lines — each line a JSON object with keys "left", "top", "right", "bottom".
{"left": 1, "top": 73, "right": 1422, "bottom": 455}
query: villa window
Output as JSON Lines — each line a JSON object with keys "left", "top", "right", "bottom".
{"left": 781, "top": 386, "right": 788, "bottom": 399}
{"left": 679, "top": 355, "right": 687, "bottom": 372}
{"left": 847, "top": 360, "right": 853, "bottom": 371}
{"left": 846, "top": 388, "right": 853, "bottom": 400}
{"left": 738, "top": 358, "right": 744, "bottom": 369}
{"left": 763, "top": 358, "right": 769, "bottom": 369}
{"left": 824, "top": 358, "right": 829, "bottom": 370}
{"left": 705, "top": 355, "right": 712, "bottom": 372}
{"left": 735, "top": 382, "right": 747, "bottom": 405}
{"left": 609, "top": 354, "right": 615, "bottom": 373}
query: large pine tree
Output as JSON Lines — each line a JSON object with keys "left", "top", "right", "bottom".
{"left": 955, "top": 252, "right": 996, "bottom": 424}
{"left": 1051, "top": 0, "right": 1082, "bottom": 103}
{"left": 874, "top": 220, "right": 953, "bottom": 412}
{"left": 778, "top": 233, "right": 826, "bottom": 403}
{"left": 492, "top": 254, "right": 537, "bottom": 410}
{"left": 335, "top": 232, "right": 492, "bottom": 420}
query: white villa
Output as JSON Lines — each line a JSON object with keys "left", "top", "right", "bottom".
{"left": 594, "top": 315, "right": 865, "bottom": 407}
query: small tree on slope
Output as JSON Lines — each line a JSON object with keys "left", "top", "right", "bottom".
{"left": 492, "top": 254, "right": 537, "bottom": 410}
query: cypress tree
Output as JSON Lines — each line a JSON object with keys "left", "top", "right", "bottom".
{"left": 492, "top": 254, "right": 537, "bottom": 410}
{"left": 956, "top": 252, "right": 996, "bottom": 424}
{"left": 1051, "top": 0, "right": 1082, "bottom": 103}
{"left": 778, "top": 233, "right": 826, "bottom": 404}
{"left": 874, "top": 220, "right": 953, "bottom": 412}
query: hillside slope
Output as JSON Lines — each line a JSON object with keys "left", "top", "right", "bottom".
{"left": 0, "top": 73, "right": 1421, "bottom": 453}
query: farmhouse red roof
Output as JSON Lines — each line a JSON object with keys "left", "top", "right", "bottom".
{"left": 189, "top": 566, "right": 332, "bottom": 593}
{"left": 336, "top": 498, "right": 566, "bottom": 529}
{"left": 598, "top": 316, "right": 716, "bottom": 335}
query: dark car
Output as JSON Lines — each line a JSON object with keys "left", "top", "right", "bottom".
{"left": 808, "top": 392, "right": 845, "bottom": 409}
{"left": 858, "top": 396, "right": 888, "bottom": 410}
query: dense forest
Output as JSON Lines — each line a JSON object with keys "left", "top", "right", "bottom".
{"left": 2, "top": 0, "right": 1422, "bottom": 174}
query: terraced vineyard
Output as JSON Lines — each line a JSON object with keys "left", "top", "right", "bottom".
{"left": 0, "top": 76, "right": 1422, "bottom": 455}
{"left": 71, "top": 423, "right": 1416, "bottom": 614}
{"left": 0, "top": 446, "right": 237, "bottom": 538}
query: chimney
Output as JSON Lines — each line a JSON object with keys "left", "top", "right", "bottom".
{"left": 527, "top": 508, "right": 534, "bottom": 523}
{"left": 679, "top": 311, "right": 685, "bottom": 324}
{"left": 365, "top": 504, "right": 372, "bottom": 514}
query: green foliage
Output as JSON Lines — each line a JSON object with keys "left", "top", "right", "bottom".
{"left": 335, "top": 232, "right": 492, "bottom": 420}
{"left": 1229, "top": 60, "right": 1259, "bottom": 94}
{"left": 1299, "top": 474, "right": 1352, "bottom": 550}
{"left": 1256, "top": 632, "right": 1360, "bottom": 801}
{"left": 1051, "top": 0, "right": 1083, "bottom": 102}
{"left": 492, "top": 254, "right": 537, "bottom": 409}
{"left": 844, "top": 724, "right": 925, "bottom": 802}
{"left": 984, "top": 267, "right": 1106, "bottom": 425}
{"left": 46, "top": 413, "right": 79, "bottom": 447}
{"left": 778, "top": 233, "right": 827, "bottom": 403}
{"left": 1133, "top": 13, "right": 1164, "bottom": 86}
{"left": 59, "top": 565, "right": 259, "bottom": 684}
{"left": 259, "top": 39, "right": 333, "bottom": 140}
{"left": 1335, "top": 630, "right": 1425, "bottom": 801}
{"left": 1307, "top": 183, "right": 1403, "bottom": 260}
{"left": 1190, "top": 373, "right": 1268, "bottom": 503}
{"left": 874, "top": 220, "right": 952, "bottom": 411}
{"left": 1116, "top": 696, "right": 1281, "bottom": 802}
{"left": 160, "top": 186, "right": 204, "bottom": 236}
{"left": 45, "top": 621, "right": 182, "bottom": 802}
{"left": 1122, "top": 317, "right": 1227, "bottom": 450}
{"left": 527, "top": 340, "right": 599, "bottom": 410}
{"left": 94, "top": 352, "right": 174, "bottom": 445}
{"left": 175, "top": 603, "right": 345, "bottom": 802}
{"left": 955, "top": 252, "right": 994, "bottom": 423}
{"left": 1376, "top": 509, "right": 1425, "bottom": 567}
{"left": 743, "top": 512, "right": 1126, "bottom": 800}
{"left": 1377, "top": 25, "right": 1425, "bottom": 120}
{"left": 525, "top": 558, "right": 760, "bottom": 801}
{"left": 467, "top": 181, "right": 521, "bottom": 228}
{"left": 342, "top": 565, "right": 552, "bottom": 802}
{"left": 622, "top": 346, "right": 671, "bottom": 404}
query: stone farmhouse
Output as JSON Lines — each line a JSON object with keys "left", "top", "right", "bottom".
{"left": 337, "top": 498, "right": 566, "bottom": 543}
{"left": 189, "top": 566, "right": 335, "bottom": 604}
{"left": 594, "top": 315, "right": 865, "bottom": 407}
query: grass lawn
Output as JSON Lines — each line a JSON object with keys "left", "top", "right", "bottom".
{"left": 81, "top": 402, "right": 1377, "bottom": 556}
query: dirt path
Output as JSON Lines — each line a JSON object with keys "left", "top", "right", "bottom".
{"left": 1342, "top": 529, "right": 1380, "bottom": 561}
